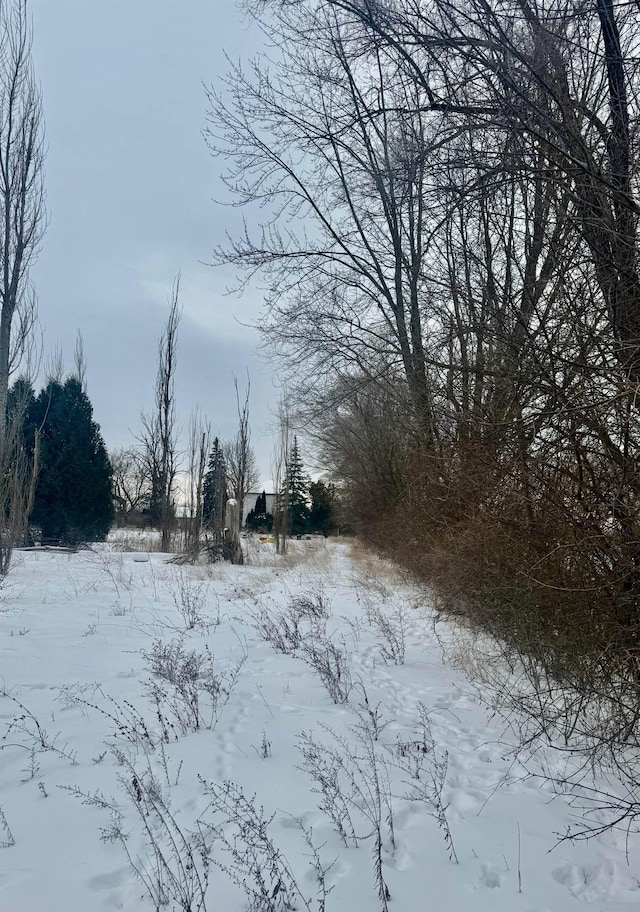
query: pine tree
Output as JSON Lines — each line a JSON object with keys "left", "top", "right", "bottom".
{"left": 282, "top": 436, "right": 310, "bottom": 535}
{"left": 26, "top": 377, "right": 113, "bottom": 544}
{"left": 246, "top": 490, "right": 273, "bottom": 532}
{"left": 202, "top": 437, "right": 227, "bottom": 539}
{"left": 309, "top": 480, "right": 335, "bottom": 536}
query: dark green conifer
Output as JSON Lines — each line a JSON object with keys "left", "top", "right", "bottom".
{"left": 202, "top": 437, "right": 228, "bottom": 539}
{"left": 27, "top": 377, "right": 113, "bottom": 544}
{"left": 282, "top": 437, "right": 310, "bottom": 535}
{"left": 309, "top": 480, "right": 335, "bottom": 536}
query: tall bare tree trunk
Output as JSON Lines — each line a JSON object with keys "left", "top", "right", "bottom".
{"left": 0, "top": 1, "right": 45, "bottom": 575}
{"left": 140, "top": 275, "right": 181, "bottom": 553}
{"left": 0, "top": 0, "right": 45, "bottom": 449}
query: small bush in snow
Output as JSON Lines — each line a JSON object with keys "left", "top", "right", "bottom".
{"left": 298, "top": 722, "right": 394, "bottom": 910}
{"left": 199, "top": 777, "right": 330, "bottom": 912}
{"left": 366, "top": 600, "right": 411, "bottom": 666}
{"left": 299, "top": 638, "right": 352, "bottom": 704}
{"left": 165, "top": 568, "right": 210, "bottom": 629}
{"left": 145, "top": 638, "right": 244, "bottom": 735}
{"left": 68, "top": 752, "right": 209, "bottom": 910}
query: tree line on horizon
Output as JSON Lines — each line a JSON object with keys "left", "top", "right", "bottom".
{"left": 4, "top": 367, "right": 340, "bottom": 549}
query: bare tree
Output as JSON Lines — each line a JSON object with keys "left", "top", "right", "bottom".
{"left": 224, "top": 375, "right": 259, "bottom": 527}
{"left": 0, "top": 0, "right": 45, "bottom": 448}
{"left": 207, "top": 6, "right": 442, "bottom": 447}
{"left": 140, "top": 275, "right": 181, "bottom": 551}
{"left": 211, "top": 1, "right": 640, "bottom": 800}
{"left": 305, "top": 0, "right": 640, "bottom": 379}
{"left": 73, "top": 330, "right": 87, "bottom": 393}
{"left": 271, "top": 398, "right": 291, "bottom": 555}
{"left": 0, "top": 1, "right": 45, "bottom": 574}
{"left": 45, "top": 342, "right": 64, "bottom": 384}
{"left": 183, "top": 409, "right": 210, "bottom": 554}
{"left": 110, "top": 447, "right": 152, "bottom": 524}
{"left": 0, "top": 374, "right": 38, "bottom": 570}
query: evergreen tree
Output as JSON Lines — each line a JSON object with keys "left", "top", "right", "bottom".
{"left": 7, "top": 376, "right": 35, "bottom": 425}
{"left": 309, "top": 480, "right": 335, "bottom": 536}
{"left": 202, "top": 437, "right": 227, "bottom": 538}
{"left": 27, "top": 377, "right": 113, "bottom": 544}
{"left": 246, "top": 490, "right": 273, "bottom": 532}
{"left": 282, "top": 437, "right": 310, "bottom": 535}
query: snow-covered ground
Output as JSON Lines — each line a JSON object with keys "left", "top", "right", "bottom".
{"left": 0, "top": 538, "right": 638, "bottom": 911}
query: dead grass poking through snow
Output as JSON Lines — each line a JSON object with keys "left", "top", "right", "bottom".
{"left": 243, "top": 536, "right": 333, "bottom": 575}
{"left": 348, "top": 539, "right": 412, "bottom": 598}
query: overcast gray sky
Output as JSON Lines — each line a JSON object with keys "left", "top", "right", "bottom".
{"left": 29, "top": 0, "right": 278, "bottom": 485}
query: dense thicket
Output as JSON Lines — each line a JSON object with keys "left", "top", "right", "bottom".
{"left": 212, "top": 0, "right": 640, "bottom": 738}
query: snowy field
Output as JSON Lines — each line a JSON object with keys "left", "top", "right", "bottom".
{"left": 1, "top": 538, "right": 639, "bottom": 911}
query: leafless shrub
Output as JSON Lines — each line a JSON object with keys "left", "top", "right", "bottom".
{"left": 251, "top": 591, "right": 331, "bottom": 656}
{"left": 298, "top": 732, "right": 360, "bottom": 848}
{"left": 146, "top": 636, "right": 202, "bottom": 683}
{"left": 300, "top": 638, "right": 352, "bottom": 704}
{"left": 116, "top": 749, "right": 210, "bottom": 912}
{"left": 145, "top": 638, "right": 244, "bottom": 736}
{"left": 392, "top": 702, "right": 434, "bottom": 782}
{"left": 165, "top": 569, "right": 210, "bottom": 629}
{"left": 451, "top": 625, "right": 640, "bottom": 763}
{"left": 60, "top": 782, "right": 120, "bottom": 816}
{"left": 429, "top": 750, "right": 458, "bottom": 864}
{"left": 535, "top": 768, "right": 640, "bottom": 857}
{"left": 385, "top": 702, "right": 457, "bottom": 863}
{"left": 1, "top": 690, "right": 77, "bottom": 766}
{"left": 60, "top": 688, "right": 155, "bottom": 752}
{"left": 0, "top": 803, "right": 14, "bottom": 847}
{"left": 367, "top": 601, "right": 411, "bottom": 665}
{"left": 20, "top": 744, "right": 39, "bottom": 780}
{"left": 110, "top": 599, "right": 131, "bottom": 617}
{"left": 288, "top": 592, "right": 331, "bottom": 624}
{"left": 298, "top": 722, "right": 393, "bottom": 909}
{"left": 351, "top": 683, "right": 388, "bottom": 741}
{"left": 198, "top": 778, "right": 329, "bottom": 912}
{"left": 345, "top": 616, "right": 364, "bottom": 651}
{"left": 451, "top": 629, "right": 640, "bottom": 851}
{"left": 251, "top": 600, "right": 303, "bottom": 655}
{"left": 65, "top": 749, "right": 211, "bottom": 912}
{"left": 88, "top": 550, "right": 134, "bottom": 597}
{"left": 252, "top": 589, "right": 350, "bottom": 703}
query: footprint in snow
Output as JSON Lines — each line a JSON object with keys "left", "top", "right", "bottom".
{"left": 449, "top": 787, "right": 483, "bottom": 816}
{"left": 479, "top": 863, "right": 502, "bottom": 889}
{"left": 552, "top": 859, "right": 640, "bottom": 902}
{"left": 88, "top": 866, "right": 130, "bottom": 891}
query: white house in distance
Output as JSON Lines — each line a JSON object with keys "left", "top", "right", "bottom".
{"left": 242, "top": 492, "right": 276, "bottom": 527}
